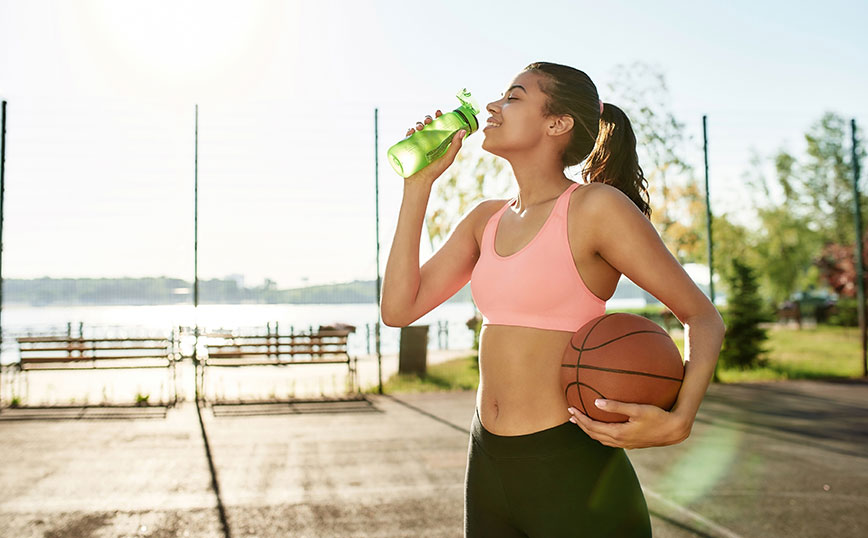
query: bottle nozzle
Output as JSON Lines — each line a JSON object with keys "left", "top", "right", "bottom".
{"left": 456, "top": 88, "right": 481, "bottom": 115}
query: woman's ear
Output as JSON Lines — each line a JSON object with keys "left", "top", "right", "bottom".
{"left": 548, "top": 114, "right": 574, "bottom": 137}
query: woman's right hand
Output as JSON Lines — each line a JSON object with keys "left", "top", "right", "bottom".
{"left": 403, "top": 109, "right": 467, "bottom": 187}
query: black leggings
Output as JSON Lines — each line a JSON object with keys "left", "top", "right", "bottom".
{"left": 464, "top": 407, "right": 652, "bottom": 537}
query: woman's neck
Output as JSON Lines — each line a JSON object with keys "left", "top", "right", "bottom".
{"left": 509, "top": 157, "right": 574, "bottom": 212}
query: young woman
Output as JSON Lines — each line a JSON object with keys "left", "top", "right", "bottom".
{"left": 381, "top": 61, "right": 726, "bottom": 537}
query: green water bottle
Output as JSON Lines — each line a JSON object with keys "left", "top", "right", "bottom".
{"left": 388, "top": 88, "right": 481, "bottom": 178}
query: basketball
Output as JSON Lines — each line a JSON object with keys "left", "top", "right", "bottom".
{"left": 560, "top": 313, "right": 684, "bottom": 423}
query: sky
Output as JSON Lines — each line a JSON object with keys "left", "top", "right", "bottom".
{"left": 1, "top": 0, "right": 866, "bottom": 289}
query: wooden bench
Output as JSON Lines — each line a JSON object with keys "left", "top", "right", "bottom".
{"left": 201, "top": 326, "right": 358, "bottom": 399}
{"left": 15, "top": 334, "right": 179, "bottom": 406}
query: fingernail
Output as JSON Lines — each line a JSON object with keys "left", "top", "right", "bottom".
{"left": 595, "top": 399, "right": 606, "bottom": 408}
{"left": 569, "top": 417, "right": 577, "bottom": 424}
{"left": 459, "top": 129, "right": 466, "bottom": 138}
{"left": 567, "top": 407, "right": 575, "bottom": 414}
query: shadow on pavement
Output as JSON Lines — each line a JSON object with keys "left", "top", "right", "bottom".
{"left": 207, "top": 394, "right": 379, "bottom": 417}
{"left": 697, "top": 380, "right": 868, "bottom": 459}
{"left": 0, "top": 404, "right": 170, "bottom": 421}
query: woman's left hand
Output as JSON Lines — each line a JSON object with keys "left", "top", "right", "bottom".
{"left": 567, "top": 400, "right": 691, "bottom": 449}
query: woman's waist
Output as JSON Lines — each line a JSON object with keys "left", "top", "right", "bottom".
{"left": 477, "top": 333, "right": 573, "bottom": 435}
{"left": 476, "top": 385, "right": 571, "bottom": 436}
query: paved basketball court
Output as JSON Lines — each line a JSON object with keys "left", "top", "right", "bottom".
{"left": 0, "top": 378, "right": 866, "bottom": 537}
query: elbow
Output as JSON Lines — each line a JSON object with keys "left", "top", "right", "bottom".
{"left": 381, "top": 313, "right": 403, "bottom": 328}
{"left": 684, "top": 305, "right": 726, "bottom": 333}
{"left": 715, "top": 308, "right": 726, "bottom": 334}
{"left": 380, "top": 306, "right": 407, "bottom": 328}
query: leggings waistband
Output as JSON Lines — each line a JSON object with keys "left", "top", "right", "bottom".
{"left": 471, "top": 407, "right": 606, "bottom": 459}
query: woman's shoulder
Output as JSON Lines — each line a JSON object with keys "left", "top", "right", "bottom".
{"left": 466, "top": 196, "right": 512, "bottom": 219}
{"left": 463, "top": 197, "right": 512, "bottom": 238}
{"left": 569, "top": 181, "right": 633, "bottom": 213}
{"left": 478, "top": 196, "right": 513, "bottom": 210}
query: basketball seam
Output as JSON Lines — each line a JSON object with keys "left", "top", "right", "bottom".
{"left": 561, "top": 364, "right": 684, "bottom": 382}
{"left": 570, "top": 329, "right": 674, "bottom": 353}
{"left": 575, "top": 315, "right": 610, "bottom": 416}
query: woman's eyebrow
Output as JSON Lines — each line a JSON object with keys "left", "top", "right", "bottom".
{"left": 501, "top": 84, "right": 527, "bottom": 96}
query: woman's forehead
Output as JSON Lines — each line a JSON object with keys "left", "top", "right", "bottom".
{"left": 507, "top": 71, "right": 543, "bottom": 92}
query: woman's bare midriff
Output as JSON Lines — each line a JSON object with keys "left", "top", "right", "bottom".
{"left": 476, "top": 324, "right": 577, "bottom": 436}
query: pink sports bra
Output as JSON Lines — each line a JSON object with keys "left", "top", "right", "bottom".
{"left": 470, "top": 182, "right": 606, "bottom": 332}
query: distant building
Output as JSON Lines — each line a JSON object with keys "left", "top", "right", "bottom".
{"left": 225, "top": 273, "right": 245, "bottom": 289}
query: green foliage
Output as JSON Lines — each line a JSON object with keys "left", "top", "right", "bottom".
{"left": 826, "top": 297, "right": 858, "bottom": 327}
{"left": 605, "top": 61, "right": 703, "bottom": 261}
{"left": 753, "top": 205, "right": 823, "bottom": 305}
{"left": 801, "top": 113, "right": 866, "bottom": 246}
{"left": 720, "top": 258, "right": 773, "bottom": 369}
{"left": 722, "top": 111, "right": 865, "bottom": 307}
{"left": 135, "top": 392, "right": 150, "bottom": 406}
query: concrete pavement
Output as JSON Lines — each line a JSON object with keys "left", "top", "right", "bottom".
{"left": 0, "top": 378, "right": 866, "bottom": 537}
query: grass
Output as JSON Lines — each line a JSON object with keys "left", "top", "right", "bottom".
{"left": 373, "top": 324, "right": 867, "bottom": 393}
{"left": 363, "top": 354, "right": 480, "bottom": 394}
{"left": 715, "top": 324, "right": 865, "bottom": 382}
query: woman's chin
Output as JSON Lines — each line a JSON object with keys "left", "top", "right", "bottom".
{"left": 481, "top": 138, "right": 504, "bottom": 158}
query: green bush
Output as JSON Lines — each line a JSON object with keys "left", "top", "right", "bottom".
{"left": 827, "top": 297, "right": 857, "bottom": 327}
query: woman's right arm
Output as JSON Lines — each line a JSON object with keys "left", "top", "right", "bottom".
{"left": 380, "top": 114, "right": 479, "bottom": 327}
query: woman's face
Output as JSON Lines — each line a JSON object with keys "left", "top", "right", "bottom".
{"left": 481, "top": 70, "right": 552, "bottom": 158}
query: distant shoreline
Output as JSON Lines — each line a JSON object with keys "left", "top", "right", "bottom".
{"left": 0, "top": 277, "right": 474, "bottom": 307}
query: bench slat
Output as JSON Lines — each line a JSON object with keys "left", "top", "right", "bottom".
{"left": 208, "top": 348, "right": 347, "bottom": 357}
{"left": 17, "top": 336, "right": 169, "bottom": 344}
{"left": 207, "top": 339, "right": 347, "bottom": 346}
{"left": 205, "top": 358, "right": 350, "bottom": 367}
{"left": 21, "top": 363, "right": 171, "bottom": 371}
{"left": 207, "top": 349, "right": 346, "bottom": 357}
{"left": 20, "top": 355, "right": 173, "bottom": 363}
{"left": 20, "top": 345, "right": 170, "bottom": 352}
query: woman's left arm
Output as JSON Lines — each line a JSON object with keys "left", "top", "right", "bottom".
{"left": 567, "top": 184, "right": 726, "bottom": 449}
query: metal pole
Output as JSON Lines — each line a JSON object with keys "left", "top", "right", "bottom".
{"left": 375, "top": 108, "right": 383, "bottom": 394}
{"left": 194, "top": 104, "right": 201, "bottom": 400}
{"left": 703, "top": 115, "right": 719, "bottom": 383}
{"left": 702, "top": 115, "right": 715, "bottom": 305}
{"left": 851, "top": 118, "right": 866, "bottom": 377}
{"left": 0, "top": 101, "right": 6, "bottom": 409}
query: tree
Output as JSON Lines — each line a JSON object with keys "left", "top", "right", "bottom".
{"left": 801, "top": 113, "right": 866, "bottom": 246}
{"left": 719, "top": 258, "right": 772, "bottom": 370}
{"left": 816, "top": 240, "right": 868, "bottom": 298}
{"left": 750, "top": 113, "right": 866, "bottom": 247}
{"left": 604, "top": 61, "right": 704, "bottom": 260}
{"left": 736, "top": 111, "right": 865, "bottom": 307}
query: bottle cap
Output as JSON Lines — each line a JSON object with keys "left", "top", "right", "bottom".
{"left": 455, "top": 88, "right": 480, "bottom": 133}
